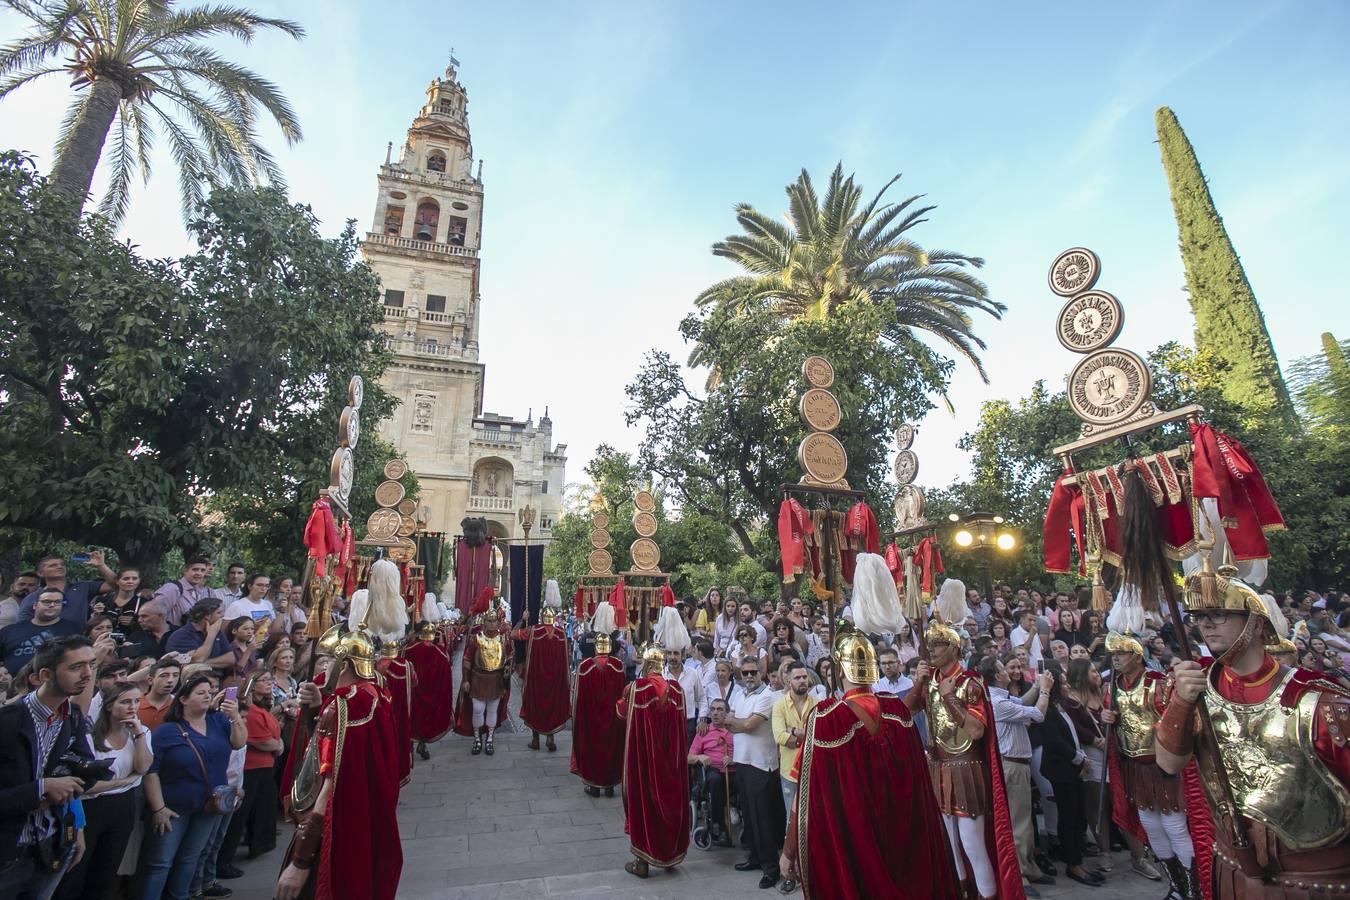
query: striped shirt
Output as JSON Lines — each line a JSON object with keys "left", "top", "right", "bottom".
{"left": 20, "top": 692, "right": 70, "bottom": 845}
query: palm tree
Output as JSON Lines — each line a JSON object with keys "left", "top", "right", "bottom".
{"left": 0, "top": 0, "right": 303, "bottom": 223}
{"left": 694, "top": 163, "right": 1004, "bottom": 383}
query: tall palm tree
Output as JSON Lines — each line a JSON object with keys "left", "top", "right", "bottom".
{"left": 694, "top": 163, "right": 1004, "bottom": 383}
{"left": 0, "top": 0, "right": 303, "bottom": 223}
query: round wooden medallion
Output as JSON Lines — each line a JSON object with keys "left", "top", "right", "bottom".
{"left": 1048, "top": 247, "right": 1101, "bottom": 297}
{"left": 802, "top": 356, "right": 835, "bottom": 388}
{"left": 799, "top": 389, "right": 842, "bottom": 432}
{"left": 893, "top": 449, "right": 919, "bottom": 485}
{"left": 591, "top": 511, "right": 610, "bottom": 530}
{"left": 374, "top": 480, "right": 405, "bottom": 509}
{"left": 348, "top": 375, "right": 364, "bottom": 410}
{"left": 329, "top": 448, "right": 353, "bottom": 505}
{"left": 798, "top": 432, "right": 848, "bottom": 484}
{"left": 630, "top": 538, "right": 661, "bottom": 571}
{"left": 589, "top": 528, "right": 612, "bottom": 549}
{"left": 388, "top": 537, "right": 417, "bottom": 563}
{"left": 894, "top": 423, "right": 915, "bottom": 450}
{"left": 338, "top": 406, "right": 360, "bottom": 451}
{"left": 366, "top": 507, "right": 401, "bottom": 540}
{"left": 632, "top": 510, "right": 658, "bottom": 537}
{"left": 1056, "top": 291, "right": 1124, "bottom": 354}
{"left": 397, "top": 498, "right": 418, "bottom": 516}
{"left": 587, "top": 549, "right": 612, "bottom": 574}
{"left": 383, "top": 458, "right": 408, "bottom": 480}
{"left": 397, "top": 515, "right": 417, "bottom": 537}
{"left": 1067, "top": 348, "right": 1152, "bottom": 426}
{"left": 633, "top": 490, "right": 656, "bottom": 512}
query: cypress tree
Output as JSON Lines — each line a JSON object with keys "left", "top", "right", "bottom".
{"left": 1155, "top": 106, "right": 1297, "bottom": 426}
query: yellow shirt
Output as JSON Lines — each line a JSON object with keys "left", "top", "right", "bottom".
{"left": 771, "top": 691, "right": 818, "bottom": 781}
{"left": 693, "top": 609, "right": 710, "bottom": 632}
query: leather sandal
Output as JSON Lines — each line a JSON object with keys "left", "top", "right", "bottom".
{"left": 625, "top": 859, "right": 649, "bottom": 879}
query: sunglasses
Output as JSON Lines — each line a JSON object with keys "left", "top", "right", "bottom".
{"left": 740, "top": 670, "right": 760, "bottom": 677}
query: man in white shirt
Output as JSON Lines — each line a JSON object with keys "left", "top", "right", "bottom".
{"left": 981, "top": 657, "right": 1055, "bottom": 896}
{"left": 725, "top": 661, "right": 785, "bottom": 890}
{"left": 219, "top": 563, "right": 247, "bottom": 603}
{"left": 871, "top": 646, "right": 913, "bottom": 695}
{"left": 664, "top": 647, "right": 707, "bottom": 747}
{"left": 1010, "top": 609, "right": 1046, "bottom": 671}
{"left": 737, "top": 602, "right": 768, "bottom": 649}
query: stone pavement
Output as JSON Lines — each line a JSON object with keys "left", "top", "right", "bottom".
{"left": 229, "top": 709, "right": 1169, "bottom": 899}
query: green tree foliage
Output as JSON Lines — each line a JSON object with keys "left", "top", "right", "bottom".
{"left": 693, "top": 163, "right": 1003, "bottom": 392}
{"left": 1155, "top": 107, "right": 1296, "bottom": 427}
{"left": 1287, "top": 333, "right": 1350, "bottom": 431}
{"left": 627, "top": 300, "right": 949, "bottom": 578}
{"left": 0, "top": 0, "right": 303, "bottom": 223}
{"left": 542, "top": 445, "right": 740, "bottom": 602}
{"left": 0, "top": 153, "right": 392, "bottom": 575}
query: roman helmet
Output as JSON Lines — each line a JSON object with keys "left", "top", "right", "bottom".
{"left": 831, "top": 626, "right": 878, "bottom": 685}
{"left": 924, "top": 618, "right": 963, "bottom": 649}
{"left": 637, "top": 641, "right": 665, "bottom": 675}
{"left": 540, "top": 606, "right": 558, "bottom": 626}
{"left": 318, "top": 623, "right": 377, "bottom": 680}
{"left": 1182, "top": 564, "right": 1287, "bottom": 662}
{"left": 594, "top": 632, "right": 612, "bottom": 656}
{"left": 1104, "top": 632, "right": 1145, "bottom": 657}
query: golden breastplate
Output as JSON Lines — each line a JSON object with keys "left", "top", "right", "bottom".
{"left": 1202, "top": 668, "right": 1350, "bottom": 851}
{"left": 927, "top": 676, "right": 973, "bottom": 755}
{"left": 1115, "top": 675, "right": 1160, "bottom": 758}
{"left": 475, "top": 633, "right": 504, "bottom": 672}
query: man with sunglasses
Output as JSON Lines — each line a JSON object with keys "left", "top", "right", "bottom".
{"left": 1155, "top": 567, "right": 1350, "bottom": 900}
{"left": 725, "top": 657, "right": 786, "bottom": 889}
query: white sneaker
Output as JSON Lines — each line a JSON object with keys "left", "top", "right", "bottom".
{"left": 1131, "top": 857, "right": 1163, "bottom": 881}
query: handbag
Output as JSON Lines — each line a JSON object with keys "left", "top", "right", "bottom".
{"left": 177, "top": 724, "right": 238, "bottom": 815}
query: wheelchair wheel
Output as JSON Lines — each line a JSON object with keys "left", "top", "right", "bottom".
{"left": 693, "top": 825, "right": 712, "bottom": 850}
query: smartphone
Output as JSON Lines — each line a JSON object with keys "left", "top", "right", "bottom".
{"left": 109, "top": 632, "right": 125, "bottom": 644}
{"left": 71, "top": 552, "right": 91, "bottom": 564}
{"left": 223, "top": 686, "right": 238, "bottom": 702}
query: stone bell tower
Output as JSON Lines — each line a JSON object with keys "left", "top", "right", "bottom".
{"left": 363, "top": 58, "right": 567, "bottom": 548}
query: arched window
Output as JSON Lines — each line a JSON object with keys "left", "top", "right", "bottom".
{"left": 413, "top": 200, "right": 439, "bottom": 241}
{"left": 426, "top": 150, "right": 446, "bottom": 173}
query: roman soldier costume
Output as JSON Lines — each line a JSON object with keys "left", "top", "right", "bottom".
{"left": 571, "top": 630, "right": 625, "bottom": 796}
{"left": 405, "top": 614, "right": 453, "bottom": 757}
{"left": 377, "top": 642, "right": 415, "bottom": 785}
{"left": 617, "top": 641, "right": 689, "bottom": 879}
{"left": 1157, "top": 567, "right": 1350, "bottom": 900}
{"left": 277, "top": 623, "right": 402, "bottom": 900}
{"left": 521, "top": 602, "right": 571, "bottom": 752}
{"left": 453, "top": 591, "right": 511, "bottom": 755}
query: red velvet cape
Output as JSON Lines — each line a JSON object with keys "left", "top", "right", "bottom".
{"left": 520, "top": 624, "right": 570, "bottom": 735}
{"left": 617, "top": 676, "right": 689, "bottom": 867}
{"left": 795, "top": 693, "right": 959, "bottom": 899}
{"left": 453, "top": 635, "right": 511, "bottom": 737}
{"left": 570, "top": 655, "right": 626, "bottom": 788}
{"left": 377, "top": 656, "right": 415, "bottom": 786}
{"left": 315, "top": 680, "right": 403, "bottom": 900}
{"left": 404, "top": 638, "right": 454, "bottom": 742}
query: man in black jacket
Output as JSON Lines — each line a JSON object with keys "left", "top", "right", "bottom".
{"left": 0, "top": 634, "right": 96, "bottom": 899}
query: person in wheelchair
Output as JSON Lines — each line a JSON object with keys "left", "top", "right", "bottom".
{"left": 688, "top": 697, "right": 735, "bottom": 848}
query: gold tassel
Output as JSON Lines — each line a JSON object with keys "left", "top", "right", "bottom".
{"left": 1091, "top": 566, "right": 1111, "bottom": 613}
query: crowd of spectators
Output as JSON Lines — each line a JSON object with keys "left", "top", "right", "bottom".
{"left": 0, "top": 554, "right": 314, "bottom": 900}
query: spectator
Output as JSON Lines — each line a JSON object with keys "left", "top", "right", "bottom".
{"left": 1080, "top": 611, "right": 1107, "bottom": 661}
{"left": 88, "top": 568, "right": 144, "bottom": 635}
{"left": 165, "top": 600, "right": 233, "bottom": 671}
{"left": 710, "top": 659, "right": 744, "bottom": 709}
{"left": 0, "top": 635, "right": 96, "bottom": 900}
{"left": 872, "top": 646, "right": 912, "bottom": 695}
{"left": 56, "top": 682, "right": 152, "bottom": 900}
{"left": 725, "top": 660, "right": 784, "bottom": 890}
{"left": 968, "top": 588, "right": 992, "bottom": 630}
{"left": 152, "top": 558, "right": 217, "bottom": 628}
{"left": 687, "top": 698, "right": 734, "bottom": 846}
{"left": 730, "top": 626, "right": 767, "bottom": 678}
{"left": 18, "top": 553, "right": 115, "bottom": 626}
{"left": 268, "top": 647, "right": 301, "bottom": 756}
{"left": 737, "top": 602, "right": 768, "bottom": 649}
{"left": 1068, "top": 644, "right": 1091, "bottom": 661}
{"left": 219, "top": 565, "right": 247, "bottom": 604}
{"left": 811, "top": 657, "right": 840, "bottom": 701}
{"left": 223, "top": 617, "right": 260, "bottom": 684}
{"left": 804, "top": 618, "right": 829, "bottom": 668}
{"left": 988, "top": 619, "right": 1013, "bottom": 657}
{"left": 222, "top": 575, "right": 274, "bottom": 627}
{"left": 770, "top": 660, "right": 816, "bottom": 820}
{"left": 138, "top": 673, "right": 246, "bottom": 900}
{"left": 192, "top": 713, "right": 246, "bottom": 895}
{"left": 981, "top": 656, "right": 1054, "bottom": 895}
{"left": 139, "top": 659, "right": 182, "bottom": 732}
{"left": 123, "top": 600, "right": 174, "bottom": 660}
{"left": 1049, "top": 640, "right": 1070, "bottom": 663}
{"left": 713, "top": 593, "right": 739, "bottom": 656}
{"left": 2, "top": 572, "right": 40, "bottom": 628}
{"left": 989, "top": 595, "right": 1014, "bottom": 630}
{"left": 768, "top": 618, "right": 801, "bottom": 662}
{"left": 1052, "top": 609, "right": 1081, "bottom": 648}
{"left": 687, "top": 639, "right": 714, "bottom": 683}
{"left": 1039, "top": 666, "right": 1103, "bottom": 887}
{"left": 1011, "top": 610, "right": 1046, "bottom": 671}
{"left": 663, "top": 647, "right": 706, "bottom": 746}
{"left": 1, "top": 588, "right": 82, "bottom": 674}
{"left": 269, "top": 581, "right": 309, "bottom": 638}
{"left": 218, "top": 672, "right": 281, "bottom": 867}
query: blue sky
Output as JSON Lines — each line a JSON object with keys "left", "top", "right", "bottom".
{"left": 3, "top": 0, "right": 1347, "bottom": 496}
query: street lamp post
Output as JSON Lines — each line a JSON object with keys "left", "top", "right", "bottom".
{"left": 948, "top": 511, "right": 1018, "bottom": 603}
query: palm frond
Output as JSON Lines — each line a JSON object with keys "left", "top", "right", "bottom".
{"left": 785, "top": 168, "right": 819, "bottom": 244}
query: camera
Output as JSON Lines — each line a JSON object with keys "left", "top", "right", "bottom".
{"left": 109, "top": 632, "right": 125, "bottom": 644}
{"left": 49, "top": 752, "right": 115, "bottom": 791}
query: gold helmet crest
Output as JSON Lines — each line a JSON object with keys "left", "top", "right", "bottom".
{"left": 637, "top": 641, "right": 665, "bottom": 675}
{"left": 1182, "top": 565, "right": 1278, "bottom": 639}
{"left": 831, "top": 627, "right": 878, "bottom": 685}
{"left": 923, "top": 618, "right": 962, "bottom": 648}
{"left": 317, "top": 623, "right": 377, "bottom": 680}
{"left": 1104, "top": 632, "right": 1145, "bottom": 657}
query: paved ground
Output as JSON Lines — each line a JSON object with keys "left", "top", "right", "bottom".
{"left": 229, "top": 677, "right": 1167, "bottom": 899}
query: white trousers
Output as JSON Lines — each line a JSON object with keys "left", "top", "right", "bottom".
{"left": 471, "top": 697, "right": 500, "bottom": 732}
{"left": 1136, "top": 807, "right": 1194, "bottom": 865}
{"left": 943, "top": 813, "right": 996, "bottom": 897}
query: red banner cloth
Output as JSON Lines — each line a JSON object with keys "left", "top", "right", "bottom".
{"left": 777, "top": 499, "right": 814, "bottom": 582}
{"left": 609, "top": 580, "right": 628, "bottom": 629}
{"left": 303, "top": 497, "right": 339, "bottom": 578}
{"left": 794, "top": 690, "right": 960, "bottom": 899}
{"left": 913, "top": 536, "right": 944, "bottom": 599}
{"left": 521, "top": 624, "right": 571, "bottom": 735}
{"left": 309, "top": 679, "right": 403, "bottom": 900}
{"left": 454, "top": 540, "right": 494, "bottom": 614}
{"left": 404, "top": 638, "right": 454, "bottom": 743}
{"left": 845, "top": 502, "right": 880, "bottom": 554}
{"left": 616, "top": 675, "right": 690, "bottom": 867}
{"left": 1190, "top": 423, "right": 1285, "bottom": 561}
{"left": 570, "top": 655, "right": 626, "bottom": 789}
{"left": 377, "top": 656, "right": 415, "bottom": 787}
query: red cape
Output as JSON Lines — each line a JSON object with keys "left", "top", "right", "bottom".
{"left": 796, "top": 693, "right": 959, "bottom": 899}
{"left": 378, "top": 656, "right": 415, "bottom": 786}
{"left": 617, "top": 676, "right": 689, "bottom": 867}
{"left": 570, "top": 655, "right": 626, "bottom": 788}
{"left": 521, "top": 624, "right": 571, "bottom": 735}
{"left": 315, "top": 680, "right": 403, "bottom": 900}
{"left": 453, "top": 634, "right": 511, "bottom": 737}
{"left": 404, "top": 638, "right": 454, "bottom": 742}
{"left": 968, "top": 677, "right": 1026, "bottom": 900}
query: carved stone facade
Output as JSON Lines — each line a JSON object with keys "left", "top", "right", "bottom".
{"left": 362, "top": 61, "right": 566, "bottom": 545}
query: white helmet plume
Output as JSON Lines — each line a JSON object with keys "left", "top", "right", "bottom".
{"left": 851, "top": 553, "right": 903, "bottom": 635}
{"left": 544, "top": 579, "right": 562, "bottom": 609}
{"left": 934, "top": 577, "right": 970, "bottom": 627}
{"left": 655, "top": 607, "right": 691, "bottom": 652}
{"left": 591, "top": 600, "right": 616, "bottom": 635}
{"left": 363, "top": 558, "right": 408, "bottom": 643}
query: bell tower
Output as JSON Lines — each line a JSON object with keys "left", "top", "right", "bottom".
{"left": 362, "top": 58, "right": 567, "bottom": 556}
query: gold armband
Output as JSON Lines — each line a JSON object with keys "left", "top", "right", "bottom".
{"left": 290, "top": 811, "right": 324, "bottom": 870}
{"left": 1155, "top": 696, "right": 1197, "bottom": 757}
